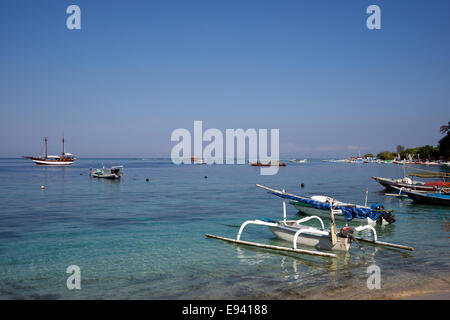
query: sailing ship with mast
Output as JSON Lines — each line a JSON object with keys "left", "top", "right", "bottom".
{"left": 24, "top": 136, "right": 75, "bottom": 166}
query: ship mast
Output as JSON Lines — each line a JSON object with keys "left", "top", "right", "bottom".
{"left": 62, "top": 135, "right": 65, "bottom": 157}
{"left": 45, "top": 137, "right": 48, "bottom": 159}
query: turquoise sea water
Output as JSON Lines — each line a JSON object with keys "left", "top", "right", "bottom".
{"left": 0, "top": 158, "right": 449, "bottom": 299}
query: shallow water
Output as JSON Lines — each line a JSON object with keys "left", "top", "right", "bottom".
{"left": 0, "top": 158, "right": 449, "bottom": 299}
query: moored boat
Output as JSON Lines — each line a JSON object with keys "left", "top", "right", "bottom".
{"left": 372, "top": 176, "right": 450, "bottom": 192}
{"left": 90, "top": 165, "right": 123, "bottom": 179}
{"left": 289, "top": 159, "right": 307, "bottom": 164}
{"left": 401, "top": 189, "right": 450, "bottom": 206}
{"left": 24, "top": 136, "right": 75, "bottom": 166}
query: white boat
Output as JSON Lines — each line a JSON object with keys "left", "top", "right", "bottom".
{"left": 190, "top": 156, "right": 206, "bottom": 165}
{"left": 289, "top": 159, "right": 307, "bottom": 164}
{"left": 90, "top": 165, "right": 123, "bottom": 179}
{"left": 194, "top": 159, "right": 206, "bottom": 165}
{"left": 206, "top": 185, "right": 414, "bottom": 257}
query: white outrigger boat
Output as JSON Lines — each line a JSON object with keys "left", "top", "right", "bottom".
{"left": 206, "top": 185, "right": 414, "bottom": 258}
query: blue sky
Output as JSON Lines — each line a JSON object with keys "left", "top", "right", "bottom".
{"left": 0, "top": 0, "right": 449, "bottom": 157}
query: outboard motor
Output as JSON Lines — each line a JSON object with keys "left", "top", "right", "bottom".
{"left": 378, "top": 211, "right": 396, "bottom": 224}
{"left": 371, "top": 204, "right": 396, "bottom": 224}
{"left": 338, "top": 227, "right": 364, "bottom": 251}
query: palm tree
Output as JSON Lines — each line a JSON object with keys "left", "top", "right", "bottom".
{"left": 440, "top": 122, "right": 450, "bottom": 135}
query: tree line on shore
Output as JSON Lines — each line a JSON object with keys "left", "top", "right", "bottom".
{"left": 371, "top": 122, "right": 450, "bottom": 161}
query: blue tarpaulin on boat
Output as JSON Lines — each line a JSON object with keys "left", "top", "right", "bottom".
{"left": 268, "top": 191, "right": 382, "bottom": 222}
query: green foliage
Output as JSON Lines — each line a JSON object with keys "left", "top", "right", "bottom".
{"left": 363, "top": 153, "right": 374, "bottom": 158}
{"left": 376, "top": 151, "right": 396, "bottom": 160}
{"left": 399, "top": 145, "right": 439, "bottom": 160}
{"left": 378, "top": 122, "right": 449, "bottom": 160}
{"left": 439, "top": 133, "right": 450, "bottom": 160}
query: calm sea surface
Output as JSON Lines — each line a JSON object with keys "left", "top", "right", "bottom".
{"left": 0, "top": 158, "right": 449, "bottom": 299}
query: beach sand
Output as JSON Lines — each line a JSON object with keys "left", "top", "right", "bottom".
{"left": 267, "top": 273, "right": 450, "bottom": 300}
{"left": 362, "top": 275, "right": 450, "bottom": 300}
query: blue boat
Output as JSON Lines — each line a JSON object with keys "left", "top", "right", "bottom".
{"left": 256, "top": 184, "right": 396, "bottom": 224}
{"left": 402, "top": 189, "right": 450, "bottom": 206}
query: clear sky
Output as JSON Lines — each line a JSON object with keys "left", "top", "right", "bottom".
{"left": 0, "top": 0, "right": 449, "bottom": 158}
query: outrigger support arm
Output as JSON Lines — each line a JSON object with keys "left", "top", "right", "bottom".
{"left": 295, "top": 216, "right": 325, "bottom": 230}
{"left": 237, "top": 220, "right": 278, "bottom": 241}
{"left": 354, "top": 225, "right": 378, "bottom": 241}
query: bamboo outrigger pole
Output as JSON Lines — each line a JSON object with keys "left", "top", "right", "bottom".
{"left": 205, "top": 234, "right": 337, "bottom": 258}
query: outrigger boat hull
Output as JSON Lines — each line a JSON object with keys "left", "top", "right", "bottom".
{"left": 402, "top": 189, "right": 450, "bottom": 206}
{"left": 269, "top": 222, "right": 351, "bottom": 251}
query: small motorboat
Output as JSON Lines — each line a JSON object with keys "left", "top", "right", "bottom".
{"left": 90, "top": 165, "right": 123, "bottom": 180}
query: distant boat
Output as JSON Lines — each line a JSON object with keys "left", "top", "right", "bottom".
{"left": 289, "top": 159, "right": 307, "bottom": 164}
{"left": 24, "top": 136, "right": 74, "bottom": 166}
{"left": 250, "top": 161, "right": 286, "bottom": 167}
{"left": 90, "top": 165, "right": 123, "bottom": 179}
{"left": 190, "top": 156, "right": 206, "bottom": 165}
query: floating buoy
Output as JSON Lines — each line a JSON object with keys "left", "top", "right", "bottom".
{"left": 146, "top": 178, "right": 149, "bottom": 182}
{"left": 301, "top": 183, "right": 305, "bottom": 188}
{"left": 204, "top": 176, "right": 208, "bottom": 179}
{"left": 41, "top": 185, "right": 45, "bottom": 190}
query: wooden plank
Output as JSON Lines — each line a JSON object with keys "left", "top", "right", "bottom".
{"left": 329, "top": 208, "right": 337, "bottom": 245}
{"left": 205, "top": 234, "right": 337, "bottom": 258}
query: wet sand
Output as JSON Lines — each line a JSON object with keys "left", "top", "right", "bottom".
{"left": 400, "top": 290, "right": 450, "bottom": 300}
{"left": 369, "top": 275, "right": 450, "bottom": 300}
{"left": 269, "top": 273, "right": 450, "bottom": 300}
